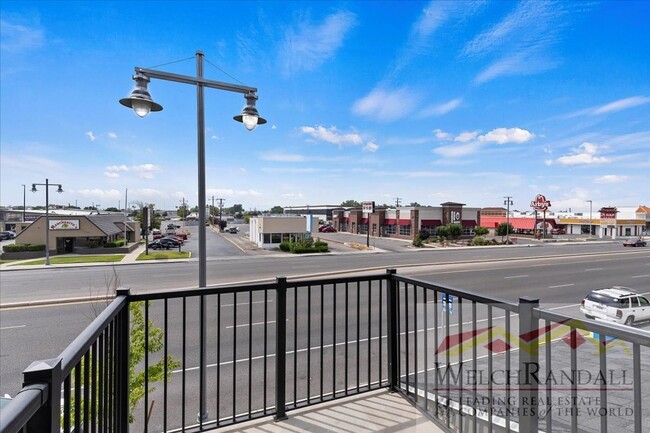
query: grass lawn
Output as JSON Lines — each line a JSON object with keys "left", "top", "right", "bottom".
{"left": 136, "top": 251, "right": 191, "bottom": 260}
{"left": 13, "top": 255, "right": 125, "bottom": 266}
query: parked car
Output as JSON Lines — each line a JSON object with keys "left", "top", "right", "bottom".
{"left": 147, "top": 240, "right": 166, "bottom": 250}
{"left": 623, "top": 237, "right": 647, "bottom": 247}
{"left": 224, "top": 226, "right": 239, "bottom": 234}
{"left": 551, "top": 228, "right": 566, "bottom": 235}
{"left": 0, "top": 232, "right": 12, "bottom": 240}
{"left": 318, "top": 225, "right": 336, "bottom": 233}
{"left": 159, "top": 238, "right": 181, "bottom": 248}
{"left": 580, "top": 287, "right": 650, "bottom": 326}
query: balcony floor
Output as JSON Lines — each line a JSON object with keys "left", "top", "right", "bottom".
{"left": 210, "top": 389, "right": 446, "bottom": 433}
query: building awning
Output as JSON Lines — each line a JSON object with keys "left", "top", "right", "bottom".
{"left": 462, "top": 220, "right": 477, "bottom": 228}
{"left": 509, "top": 218, "right": 537, "bottom": 230}
{"left": 398, "top": 219, "right": 411, "bottom": 225}
{"left": 384, "top": 219, "right": 396, "bottom": 225}
{"left": 361, "top": 218, "right": 368, "bottom": 223}
{"left": 420, "top": 219, "right": 442, "bottom": 226}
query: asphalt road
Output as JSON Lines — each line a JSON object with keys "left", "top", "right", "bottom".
{"left": 2, "top": 239, "right": 649, "bottom": 432}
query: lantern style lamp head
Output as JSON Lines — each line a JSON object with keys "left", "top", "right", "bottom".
{"left": 56, "top": 185, "right": 64, "bottom": 194}
{"left": 119, "top": 72, "right": 163, "bottom": 118}
{"left": 31, "top": 184, "right": 37, "bottom": 193}
{"left": 234, "top": 91, "right": 267, "bottom": 131}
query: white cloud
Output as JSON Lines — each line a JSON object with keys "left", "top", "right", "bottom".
{"left": 86, "top": 131, "right": 97, "bottom": 142}
{"left": 352, "top": 87, "right": 419, "bottom": 121}
{"left": 0, "top": 19, "right": 45, "bottom": 53}
{"left": 421, "top": 98, "right": 463, "bottom": 117}
{"left": 103, "top": 164, "right": 128, "bottom": 178}
{"left": 208, "top": 188, "right": 262, "bottom": 197}
{"left": 76, "top": 188, "right": 122, "bottom": 201}
{"left": 433, "top": 141, "right": 482, "bottom": 158}
{"left": 455, "top": 131, "right": 479, "bottom": 142}
{"left": 279, "top": 11, "right": 357, "bottom": 76}
{"left": 300, "top": 125, "right": 362, "bottom": 146}
{"left": 556, "top": 142, "right": 610, "bottom": 166}
{"left": 592, "top": 96, "right": 650, "bottom": 115}
{"left": 434, "top": 129, "right": 452, "bottom": 140}
{"left": 594, "top": 175, "right": 628, "bottom": 184}
{"left": 479, "top": 127, "right": 534, "bottom": 144}
{"left": 363, "top": 141, "right": 379, "bottom": 153}
{"left": 107, "top": 132, "right": 117, "bottom": 139}
{"left": 131, "top": 164, "right": 161, "bottom": 179}
{"left": 281, "top": 193, "right": 304, "bottom": 199}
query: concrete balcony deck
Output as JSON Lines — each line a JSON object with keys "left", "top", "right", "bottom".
{"left": 211, "top": 389, "right": 446, "bottom": 433}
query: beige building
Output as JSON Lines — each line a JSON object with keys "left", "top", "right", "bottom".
{"left": 14, "top": 213, "right": 139, "bottom": 255}
{"left": 249, "top": 216, "right": 318, "bottom": 249}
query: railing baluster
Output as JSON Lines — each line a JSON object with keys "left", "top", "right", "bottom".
{"left": 307, "top": 284, "right": 312, "bottom": 404}
{"left": 487, "top": 305, "right": 492, "bottom": 432}
{"left": 505, "top": 311, "right": 511, "bottom": 433}
{"left": 472, "top": 301, "right": 477, "bottom": 431}
{"left": 293, "top": 286, "right": 298, "bottom": 407}
{"left": 248, "top": 289, "right": 253, "bottom": 417}
{"left": 144, "top": 301, "right": 149, "bottom": 433}
{"left": 423, "top": 288, "right": 429, "bottom": 412}
{"left": 182, "top": 297, "right": 186, "bottom": 431}
{"left": 333, "top": 282, "right": 337, "bottom": 399}
{"left": 91, "top": 341, "right": 97, "bottom": 433}
{"left": 320, "top": 283, "right": 324, "bottom": 400}
{"left": 546, "top": 318, "right": 552, "bottom": 433}
{"left": 217, "top": 293, "right": 221, "bottom": 425}
{"left": 445, "top": 292, "right": 450, "bottom": 428}
{"left": 356, "top": 280, "right": 360, "bottom": 393}
{"left": 386, "top": 269, "right": 398, "bottom": 392}
{"left": 368, "top": 280, "right": 372, "bottom": 391}
{"left": 598, "top": 330, "right": 606, "bottom": 433}
{"left": 413, "top": 283, "right": 417, "bottom": 404}
{"left": 433, "top": 289, "right": 439, "bottom": 419}
{"left": 98, "top": 333, "right": 104, "bottom": 432}
{"left": 275, "top": 276, "right": 288, "bottom": 421}
{"left": 379, "top": 278, "right": 383, "bottom": 387}
{"left": 633, "top": 342, "right": 642, "bottom": 433}
{"left": 263, "top": 288, "right": 268, "bottom": 415}
{"left": 164, "top": 298, "right": 169, "bottom": 432}
{"left": 571, "top": 325, "right": 578, "bottom": 433}
{"left": 405, "top": 283, "right": 410, "bottom": 396}
{"left": 232, "top": 292, "right": 237, "bottom": 422}
{"left": 345, "top": 281, "right": 349, "bottom": 396}
{"left": 457, "top": 296, "right": 462, "bottom": 430}
{"left": 83, "top": 351, "right": 90, "bottom": 433}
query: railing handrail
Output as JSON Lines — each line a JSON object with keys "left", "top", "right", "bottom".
{"left": 57, "top": 293, "right": 128, "bottom": 376}
{"left": 392, "top": 273, "right": 519, "bottom": 312}
{"left": 535, "top": 307, "right": 650, "bottom": 344}
{"left": 0, "top": 384, "right": 48, "bottom": 433}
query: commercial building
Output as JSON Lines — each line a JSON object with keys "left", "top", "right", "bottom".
{"left": 9, "top": 212, "right": 139, "bottom": 255}
{"left": 332, "top": 202, "right": 481, "bottom": 240}
{"left": 249, "top": 215, "right": 319, "bottom": 249}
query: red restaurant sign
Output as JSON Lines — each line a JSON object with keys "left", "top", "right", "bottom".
{"left": 599, "top": 207, "right": 618, "bottom": 219}
{"left": 530, "top": 194, "right": 551, "bottom": 211}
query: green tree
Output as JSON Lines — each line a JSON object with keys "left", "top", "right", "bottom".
{"left": 448, "top": 223, "right": 463, "bottom": 240}
{"left": 105, "top": 207, "right": 120, "bottom": 212}
{"left": 436, "top": 225, "right": 450, "bottom": 239}
{"left": 341, "top": 200, "right": 361, "bottom": 207}
{"left": 409, "top": 202, "right": 421, "bottom": 207}
{"left": 474, "top": 226, "right": 489, "bottom": 237}
{"left": 270, "top": 205, "right": 284, "bottom": 214}
{"left": 230, "top": 203, "right": 244, "bottom": 214}
{"left": 496, "top": 222, "right": 515, "bottom": 241}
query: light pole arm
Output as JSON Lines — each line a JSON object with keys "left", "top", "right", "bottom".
{"left": 135, "top": 67, "right": 257, "bottom": 94}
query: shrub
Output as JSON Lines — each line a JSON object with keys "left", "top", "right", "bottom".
{"left": 412, "top": 234, "right": 424, "bottom": 248}
{"left": 436, "top": 225, "right": 450, "bottom": 239}
{"left": 104, "top": 240, "right": 125, "bottom": 248}
{"left": 3, "top": 243, "right": 45, "bottom": 252}
{"left": 418, "top": 230, "right": 430, "bottom": 241}
{"left": 474, "top": 226, "right": 489, "bottom": 237}
{"left": 279, "top": 242, "right": 291, "bottom": 252}
{"left": 469, "top": 236, "right": 487, "bottom": 246}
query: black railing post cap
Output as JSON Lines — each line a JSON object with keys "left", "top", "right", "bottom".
{"left": 116, "top": 287, "right": 131, "bottom": 297}
{"left": 23, "top": 357, "right": 62, "bottom": 381}
{"left": 386, "top": 268, "right": 397, "bottom": 274}
{"left": 519, "top": 296, "right": 540, "bottom": 305}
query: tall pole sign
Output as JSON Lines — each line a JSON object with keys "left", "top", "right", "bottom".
{"left": 362, "top": 201, "right": 375, "bottom": 247}
{"left": 530, "top": 194, "right": 551, "bottom": 238}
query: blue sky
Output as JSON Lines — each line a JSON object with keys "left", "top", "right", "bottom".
{"left": 1, "top": 0, "right": 649, "bottom": 213}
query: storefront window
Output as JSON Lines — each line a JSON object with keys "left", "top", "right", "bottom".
{"left": 384, "top": 224, "right": 396, "bottom": 235}
{"left": 399, "top": 225, "right": 411, "bottom": 236}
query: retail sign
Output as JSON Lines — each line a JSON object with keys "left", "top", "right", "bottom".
{"left": 599, "top": 207, "right": 618, "bottom": 220}
{"left": 362, "top": 201, "right": 375, "bottom": 214}
{"left": 450, "top": 210, "right": 461, "bottom": 224}
{"left": 50, "top": 219, "right": 80, "bottom": 230}
{"left": 441, "top": 293, "right": 454, "bottom": 314}
{"left": 530, "top": 194, "right": 551, "bottom": 211}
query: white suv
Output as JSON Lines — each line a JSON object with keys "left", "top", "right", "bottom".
{"left": 580, "top": 287, "right": 650, "bottom": 326}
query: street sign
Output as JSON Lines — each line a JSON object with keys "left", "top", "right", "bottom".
{"left": 362, "top": 201, "right": 375, "bottom": 214}
{"left": 441, "top": 293, "right": 454, "bottom": 314}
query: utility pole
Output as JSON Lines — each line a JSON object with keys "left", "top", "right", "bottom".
{"left": 394, "top": 197, "right": 401, "bottom": 208}
{"left": 586, "top": 200, "right": 593, "bottom": 237}
{"left": 215, "top": 198, "right": 225, "bottom": 229}
{"left": 504, "top": 196, "right": 513, "bottom": 243}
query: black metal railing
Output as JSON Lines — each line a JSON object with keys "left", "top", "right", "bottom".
{"left": 2, "top": 270, "right": 649, "bottom": 433}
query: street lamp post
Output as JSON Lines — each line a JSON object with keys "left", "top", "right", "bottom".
{"left": 504, "top": 196, "right": 513, "bottom": 243}
{"left": 31, "top": 179, "right": 63, "bottom": 265}
{"left": 120, "top": 50, "right": 265, "bottom": 424}
{"left": 586, "top": 200, "right": 593, "bottom": 237}
{"left": 21, "top": 184, "right": 26, "bottom": 223}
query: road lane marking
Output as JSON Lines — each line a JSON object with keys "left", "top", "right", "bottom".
{"left": 548, "top": 284, "right": 575, "bottom": 289}
{"left": 225, "top": 319, "right": 288, "bottom": 329}
{"left": 220, "top": 300, "right": 272, "bottom": 308}
{"left": 0, "top": 325, "right": 26, "bottom": 330}
{"left": 585, "top": 268, "right": 603, "bottom": 271}
{"left": 630, "top": 275, "right": 650, "bottom": 279}
{"left": 504, "top": 275, "right": 528, "bottom": 279}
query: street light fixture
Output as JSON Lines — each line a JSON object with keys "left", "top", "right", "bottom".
{"left": 504, "top": 196, "right": 513, "bottom": 244}
{"left": 31, "top": 179, "right": 63, "bottom": 265}
{"left": 586, "top": 200, "right": 593, "bottom": 237}
{"left": 120, "top": 51, "right": 265, "bottom": 424}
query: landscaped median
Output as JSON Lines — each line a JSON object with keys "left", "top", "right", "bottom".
{"left": 11, "top": 255, "right": 125, "bottom": 266}
{"left": 136, "top": 251, "right": 191, "bottom": 260}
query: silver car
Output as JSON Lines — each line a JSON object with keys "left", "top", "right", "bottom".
{"left": 580, "top": 287, "right": 650, "bottom": 326}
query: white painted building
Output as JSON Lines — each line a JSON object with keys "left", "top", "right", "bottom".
{"left": 249, "top": 216, "right": 319, "bottom": 249}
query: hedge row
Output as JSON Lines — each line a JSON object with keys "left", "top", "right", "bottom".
{"left": 279, "top": 238, "right": 329, "bottom": 254}
{"left": 2, "top": 243, "right": 46, "bottom": 252}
